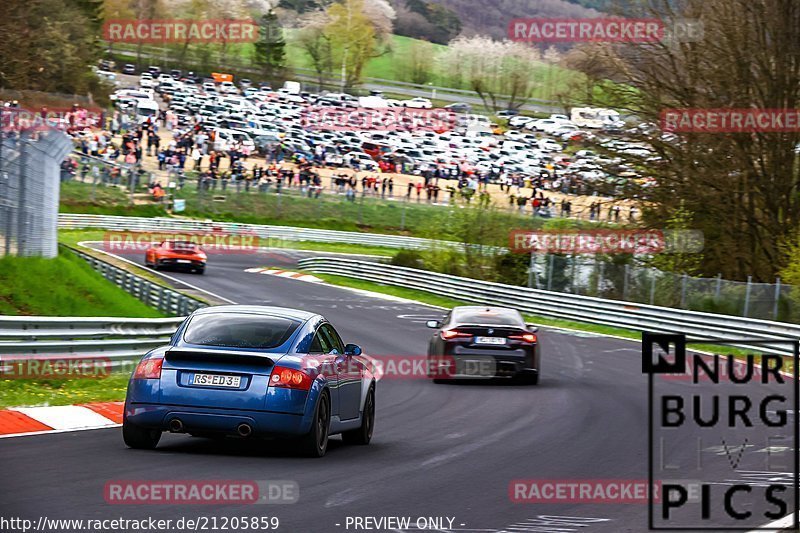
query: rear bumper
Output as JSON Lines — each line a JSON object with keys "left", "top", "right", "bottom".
{"left": 125, "top": 402, "right": 313, "bottom": 437}
{"left": 429, "top": 347, "right": 538, "bottom": 379}
{"left": 156, "top": 258, "right": 205, "bottom": 270}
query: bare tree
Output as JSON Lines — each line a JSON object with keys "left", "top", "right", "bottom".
{"left": 439, "top": 36, "right": 541, "bottom": 111}
{"left": 586, "top": 0, "right": 800, "bottom": 281}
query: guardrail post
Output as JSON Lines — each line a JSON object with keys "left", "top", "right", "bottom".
{"left": 596, "top": 261, "right": 604, "bottom": 295}
{"left": 774, "top": 277, "right": 782, "bottom": 320}
{"left": 157, "top": 286, "right": 166, "bottom": 314}
{"left": 570, "top": 255, "right": 577, "bottom": 293}
{"left": 623, "top": 264, "right": 631, "bottom": 301}
{"left": 527, "top": 251, "right": 535, "bottom": 289}
{"left": 715, "top": 273, "right": 722, "bottom": 301}
{"left": 680, "top": 274, "right": 688, "bottom": 308}
{"left": 546, "top": 254, "right": 555, "bottom": 291}
{"left": 743, "top": 275, "right": 752, "bottom": 317}
{"left": 649, "top": 268, "right": 657, "bottom": 305}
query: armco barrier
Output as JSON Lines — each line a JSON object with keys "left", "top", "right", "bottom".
{"left": 297, "top": 257, "right": 800, "bottom": 356}
{"left": 69, "top": 247, "right": 206, "bottom": 316}
{"left": 58, "top": 213, "right": 447, "bottom": 250}
{"left": 0, "top": 316, "right": 183, "bottom": 369}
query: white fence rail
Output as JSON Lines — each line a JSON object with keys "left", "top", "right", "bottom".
{"left": 298, "top": 257, "right": 800, "bottom": 356}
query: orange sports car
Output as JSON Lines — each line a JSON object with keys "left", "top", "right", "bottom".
{"left": 144, "top": 240, "right": 207, "bottom": 274}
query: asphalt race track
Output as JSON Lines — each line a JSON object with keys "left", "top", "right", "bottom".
{"left": 0, "top": 247, "right": 794, "bottom": 533}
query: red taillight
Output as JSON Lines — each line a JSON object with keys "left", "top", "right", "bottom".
{"left": 440, "top": 329, "right": 473, "bottom": 340}
{"left": 269, "top": 365, "right": 312, "bottom": 390}
{"left": 509, "top": 333, "right": 537, "bottom": 343}
{"left": 133, "top": 357, "right": 163, "bottom": 379}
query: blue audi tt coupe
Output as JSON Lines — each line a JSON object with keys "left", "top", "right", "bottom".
{"left": 123, "top": 305, "right": 375, "bottom": 457}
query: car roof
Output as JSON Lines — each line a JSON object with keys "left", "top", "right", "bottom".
{"left": 452, "top": 305, "right": 522, "bottom": 316}
{"left": 191, "top": 305, "right": 319, "bottom": 322}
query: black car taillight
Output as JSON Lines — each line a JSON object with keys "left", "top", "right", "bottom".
{"left": 440, "top": 329, "right": 473, "bottom": 341}
{"left": 508, "top": 332, "right": 537, "bottom": 343}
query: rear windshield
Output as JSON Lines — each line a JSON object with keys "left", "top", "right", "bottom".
{"left": 454, "top": 309, "right": 524, "bottom": 326}
{"left": 183, "top": 314, "right": 300, "bottom": 349}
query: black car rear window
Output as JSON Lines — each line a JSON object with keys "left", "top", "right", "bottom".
{"left": 455, "top": 309, "right": 524, "bottom": 326}
{"left": 183, "top": 314, "right": 300, "bottom": 349}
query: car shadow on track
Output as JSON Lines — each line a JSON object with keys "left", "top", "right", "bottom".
{"left": 148, "top": 433, "right": 385, "bottom": 459}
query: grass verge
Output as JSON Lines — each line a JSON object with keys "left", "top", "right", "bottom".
{"left": 0, "top": 373, "right": 131, "bottom": 409}
{"left": 0, "top": 252, "right": 164, "bottom": 317}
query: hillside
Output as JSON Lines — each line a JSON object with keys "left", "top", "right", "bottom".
{"left": 390, "top": 0, "right": 601, "bottom": 40}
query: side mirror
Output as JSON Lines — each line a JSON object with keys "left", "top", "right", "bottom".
{"left": 426, "top": 320, "right": 441, "bottom": 329}
{"left": 526, "top": 323, "right": 539, "bottom": 332}
{"left": 344, "top": 343, "right": 362, "bottom": 356}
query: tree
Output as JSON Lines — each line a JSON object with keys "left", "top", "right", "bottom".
{"left": 326, "top": 0, "right": 376, "bottom": 90}
{"left": 0, "top": 0, "right": 106, "bottom": 97}
{"left": 587, "top": 0, "right": 800, "bottom": 281}
{"left": 296, "top": 9, "right": 333, "bottom": 87}
{"left": 400, "top": 41, "right": 434, "bottom": 85}
{"left": 438, "top": 36, "right": 542, "bottom": 111}
{"left": 253, "top": 10, "right": 287, "bottom": 83}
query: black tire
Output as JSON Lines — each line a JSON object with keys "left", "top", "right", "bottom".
{"left": 122, "top": 419, "right": 161, "bottom": 449}
{"left": 517, "top": 370, "right": 539, "bottom": 385}
{"left": 195, "top": 267, "right": 205, "bottom": 275}
{"left": 432, "top": 378, "right": 448, "bottom": 384}
{"left": 297, "top": 390, "right": 330, "bottom": 457}
{"left": 342, "top": 387, "right": 374, "bottom": 445}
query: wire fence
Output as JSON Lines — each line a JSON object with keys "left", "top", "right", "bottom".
{"left": 530, "top": 254, "right": 795, "bottom": 323}
{"left": 0, "top": 129, "right": 73, "bottom": 257}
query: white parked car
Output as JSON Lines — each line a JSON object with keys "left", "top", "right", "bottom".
{"left": 537, "top": 139, "right": 563, "bottom": 152}
{"left": 402, "top": 97, "right": 433, "bottom": 109}
{"left": 508, "top": 115, "right": 534, "bottom": 128}
{"left": 219, "top": 81, "right": 239, "bottom": 95}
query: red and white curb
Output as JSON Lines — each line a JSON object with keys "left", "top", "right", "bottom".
{"left": 0, "top": 402, "right": 123, "bottom": 438}
{"left": 245, "top": 268, "right": 322, "bottom": 283}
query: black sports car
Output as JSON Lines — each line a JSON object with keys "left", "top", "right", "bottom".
{"left": 426, "top": 306, "right": 540, "bottom": 384}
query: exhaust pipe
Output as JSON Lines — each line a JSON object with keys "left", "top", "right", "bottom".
{"left": 168, "top": 418, "right": 184, "bottom": 433}
{"left": 237, "top": 423, "right": 252, "bottom": 438}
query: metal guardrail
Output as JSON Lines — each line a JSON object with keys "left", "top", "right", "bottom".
{"left": 0, "top": 248, "right": 204, "bottom": 368}
{"left": 298, "top": 257, "right": 800, "bottom": 356}
{"left": 70, "top": 247, "right": 206, "bottom": 316}
{"left": 58, "top": 213, "right": 449, "bottom": 250}
{"left": 0, "top": 316, "right": 183, "bottom": 369}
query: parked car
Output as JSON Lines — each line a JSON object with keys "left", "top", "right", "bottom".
{"left": 402, "top": 97, "right": 433, "bottom": 109}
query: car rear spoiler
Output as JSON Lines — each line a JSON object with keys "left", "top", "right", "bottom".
{"left": 165, "top": 348, "right": 276, "bottom": 367}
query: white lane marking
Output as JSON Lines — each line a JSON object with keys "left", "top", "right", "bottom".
{"left": 79, "top": 241, "right": 237, "bottom": 304}
{"left": 14, "top": 406, "right": 117, "bottom": 431}
{"left": 0, "top": 424, "right": 121, "bottom": 439}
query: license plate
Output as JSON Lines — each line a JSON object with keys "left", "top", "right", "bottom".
{"left": 177, "top": 259, "right": 191, "bottom": 263}
{"left": 475, "top": 336, "right": 506, "bottom": 345}
{"left": 192, "top": 373, "right": 241, "bottom": 388}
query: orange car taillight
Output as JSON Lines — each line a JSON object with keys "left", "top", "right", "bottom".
{"left": 509, "top": 333, "right": 537, "bottom": 343}
{"left": 269, "top": 366, "right": 312, "bottom": 390}
{"left": 133, "top": 357, "right": 163, "bottom": 379}
{"left": 440, "top": 329, "right": 473, "bottom": 340}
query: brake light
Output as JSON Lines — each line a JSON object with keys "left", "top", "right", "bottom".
{"left": 440, "top": 329, "right": 473, "bottom": 340}
{"left": 133, "top": 357, "right": 163, "bottom": 379}
{"left": 509, "top": 333, "right": 537, "bottom": 343}
{"left": 269, "top": 365, "right": 312, "bottom": 390}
